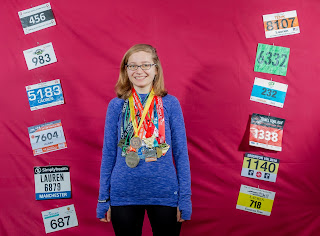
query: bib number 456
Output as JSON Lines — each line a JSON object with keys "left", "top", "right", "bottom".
{"left": 29, "top": 13, "right": 46, "bottom": 24}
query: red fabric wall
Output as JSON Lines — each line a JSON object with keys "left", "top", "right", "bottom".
{"left": 1, "top": 0, "right": 319, "bottom": 235}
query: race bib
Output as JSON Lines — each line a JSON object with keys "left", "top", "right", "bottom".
{"left": 34, "top": 166, "right": 71, "bottom": 200}
{"left": 263, "top": 10, "right": 300, "bottom": 38}
{"left": 42, "top": 205, "right": 78, "bottom": 233}
{"left": 249, "top": 113, "right": 285, "bottom": 151}
{"left": 23, "top": 42, "right": 57, "bottom": 70}
{"left": 26, "top": 79, "right": 65, "bottom": 111}
{"left": 18, "top": 3, "right": 56, "bottom": 34}
{"left": 254, "top": 43, "right": 290, "bottom": 76}
{"left": 28, "top": 120, "right": 67, "bottom": 156}
{"left": 241, "top": 153, "right": 280, "bottom": 183}
{"left": 250, "top": 77, "right": 288, "bottom": 108}
{"left": 236, "top": 185, "right": 275, "bottom": 216}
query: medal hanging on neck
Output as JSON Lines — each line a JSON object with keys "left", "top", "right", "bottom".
{"left": 118, "top": 95, "right": 149, "bottom": 156}
{"left": 154, "top": 95, "right": 170, "bottom": 156}
{"left": 125, "top": 88, "right": 155, "bottom": 167}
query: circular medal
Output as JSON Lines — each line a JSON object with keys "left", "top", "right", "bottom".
{"left": 130, "top": 137, "right": 142, "bottom": 149}
{"left": 125, "top": 152, "right": 140, "bottom": 168}
{"left": 156, "top": 147, "right": 162, "bottom": 158}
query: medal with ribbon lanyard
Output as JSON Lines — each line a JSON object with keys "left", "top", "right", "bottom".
{"left": 154, "top": 96, "right": 170, "bottom": 156}
{"left": 125, "top": 88, "right": 155, "bottom": 167}
{"left": 119, "top": 95, "right": 149, "bottom": 157}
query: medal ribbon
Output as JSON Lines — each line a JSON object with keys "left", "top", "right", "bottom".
{"left": 155, "top": 96, "right": 165, "bottom": 143}
{"left": 129, "top": 89, "right": 155, "bottom": 138}
{"left": 132, "top": 91, "right": 155, "bottom": 138}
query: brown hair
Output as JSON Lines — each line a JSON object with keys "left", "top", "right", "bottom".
{"left": 115, "top": 44, "right": 167, "bottom": 99}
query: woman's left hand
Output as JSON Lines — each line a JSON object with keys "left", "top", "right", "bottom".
{"left": 177, "top": 207, "right": 185, "bottom": 222}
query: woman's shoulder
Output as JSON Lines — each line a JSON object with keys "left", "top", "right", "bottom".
{"left": 162, "top": 94, "right": 181, "bottom": 108}
{"left": 107, "top": 97, "right": 125, "bottom": 113}
{"left": 108, "top": 97, "right": 125, "bottom": 107}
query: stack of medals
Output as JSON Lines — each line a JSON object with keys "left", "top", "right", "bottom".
{"left": 118, "top": 88, "right": 170, "bottom": 168}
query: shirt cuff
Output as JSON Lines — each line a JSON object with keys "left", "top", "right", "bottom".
{"left": 96, "top": 202, "right": 110, "bottom": 219}
{"left": 178, "top": 195, "right": 192, "bottom": 220}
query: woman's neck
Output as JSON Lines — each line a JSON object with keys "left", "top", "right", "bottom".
{"left": 133, "top": 85, "right": 152, "bottom": 94}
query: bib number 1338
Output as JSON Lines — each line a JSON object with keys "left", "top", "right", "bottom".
{"left": 249, "top": 113, "right": 285, "bottom": 151}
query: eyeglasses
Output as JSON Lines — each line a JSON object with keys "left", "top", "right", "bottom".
{"left": 126, "top": 64, "right": 157, "bottom": 71}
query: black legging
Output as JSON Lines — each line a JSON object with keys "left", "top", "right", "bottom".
{"left": 111, "top": 205, "right": 182, "bottom": 236}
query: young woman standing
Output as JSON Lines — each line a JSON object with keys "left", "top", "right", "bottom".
{"left": 97, "top": 44, "right": 191, "bottom": 236}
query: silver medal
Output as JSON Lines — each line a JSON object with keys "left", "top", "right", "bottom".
{"left": 130, "top": 136, "right": 142, "bottom": 149}
{"left": 125, "top": 152, "right": 140, "bottom": 168}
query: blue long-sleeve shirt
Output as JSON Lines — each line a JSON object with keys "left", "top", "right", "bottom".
{"left": 97, "top": 94, "right": 192, "bottom": 220}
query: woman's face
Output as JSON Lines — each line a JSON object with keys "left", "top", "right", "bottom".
{"left": 127, "top": 51, "right": 157, "bottom": 93}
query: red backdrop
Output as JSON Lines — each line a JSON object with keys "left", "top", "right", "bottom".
{"left": 1, "top": 0, "right": 319, "bottom": 235}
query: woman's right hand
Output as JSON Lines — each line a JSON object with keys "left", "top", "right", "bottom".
{"left": 100, "top": 207, "right": 111, "bottom": 222}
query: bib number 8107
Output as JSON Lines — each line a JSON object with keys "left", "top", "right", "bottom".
{"left": 50, "top": 216, "right": 70, "bottom": 229}
{"left": 252, "top": 128, "right": 278, "bottom": 142}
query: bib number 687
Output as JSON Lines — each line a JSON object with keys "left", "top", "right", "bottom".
{"left": 50, "top": 216, "right": 70, "bottom": 229}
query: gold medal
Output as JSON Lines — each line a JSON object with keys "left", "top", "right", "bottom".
{"left": 159, "top": 143, "right": 170, "bottom": 155}
{"left": 118, "top": 139, "right": 126, "bottom": 148}
{"left": 156, "top": 147, "right": 162, "bottom": 158}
